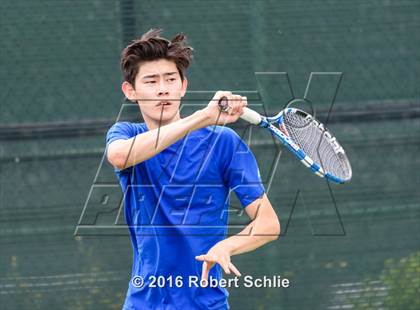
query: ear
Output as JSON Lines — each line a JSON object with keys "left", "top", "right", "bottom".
{"left": 180, "top": 78, "right": 188, "bottom": 98}
{"left": 122, "top": 81, "right": 137, "bottom": 101}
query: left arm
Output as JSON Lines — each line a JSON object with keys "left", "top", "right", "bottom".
{"left": 195, "top": 193, "right": 280, "bottom": 281}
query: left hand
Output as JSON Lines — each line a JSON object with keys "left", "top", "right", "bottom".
{"left": 195, "top": 242, "right": 241, "bottom": 284}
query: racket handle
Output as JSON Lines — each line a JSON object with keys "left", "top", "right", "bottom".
{"left": 218, "top": 96, "right": 262, "bottom": 125}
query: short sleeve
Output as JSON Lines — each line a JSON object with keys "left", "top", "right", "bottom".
{"left": 106, "top": 122, "right": 137, "bottom": 147}
{"left": 105, "top": 122, "right": 141, "bottom": 175}
{"left": 222, "top": 128, "right": 265, "bottom": 208}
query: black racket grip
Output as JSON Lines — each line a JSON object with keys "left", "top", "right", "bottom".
{"left": 218, "top": 96, "right": 229, "bottom": 112}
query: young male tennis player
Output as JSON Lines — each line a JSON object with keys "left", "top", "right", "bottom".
{"left": 106, "top": 29, "right": 280, "bottom": 310}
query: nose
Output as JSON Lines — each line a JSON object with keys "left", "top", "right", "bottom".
{"left": 157, "top": 80, "right": 169, "bottom": 97}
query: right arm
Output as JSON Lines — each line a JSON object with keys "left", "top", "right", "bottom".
{"left": 107, "top": 91, "right": 247, "bottom": 170}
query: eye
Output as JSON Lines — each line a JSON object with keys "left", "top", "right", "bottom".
{"left": 167, "top": 78, "right": 176, "bottom": 82}
{"left": 145, "top": 81, "right": 156, "bottom": 84}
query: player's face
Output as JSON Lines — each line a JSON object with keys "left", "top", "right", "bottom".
{"left": 129, "top": 59, "right": 187, "bottom": 125}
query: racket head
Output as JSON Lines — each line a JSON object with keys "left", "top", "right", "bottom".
{"left": 269, "top": 108, "right": 352, "bottom": 183}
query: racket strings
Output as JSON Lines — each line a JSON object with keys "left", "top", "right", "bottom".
{"left": 282, "top": 111, "right": 351, "bottom": 180}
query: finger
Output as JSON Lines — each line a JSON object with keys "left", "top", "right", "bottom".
{"left": 242, "top": 96, "right": 248, "bottom": 107}
{"left": 238, "top": 95, "right": 246, "bottom": 112}
{"left": 218, "top": 94, "right": 232, "bottom": 114}
{"left": 215, "top": 90, "right": 231, "bottom": 100}
{"left": 214, "top": 91, "right": 231, "bottom": 111}
{"left": 237, "top": 96, "right": 246, "bottom": 114}
{"left": 201, "top": 261, "right": 210, "bottom": 283}
{"left": 226, "top": 98, "right": 234, "bottom": 115}
{"left": 228, "top": 262, "right": 242, "bottom": 277}
{"left": 213, "top": 91, "right": 232, "bottom": 103}
{"left": 233, "top": 95, "right": 242, "bottom": 114}
{"left": 226, "top": 94, "right": 235, "bottom": 115}
{"left": 196, "top": 254, "right": 217, "bottom": 263}
{"left": 219, "top": 260, "right": 231, "bottom": 274}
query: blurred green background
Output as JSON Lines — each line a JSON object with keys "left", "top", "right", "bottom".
{"left": 1, "top": 0, "right": 419, "bottom": 309}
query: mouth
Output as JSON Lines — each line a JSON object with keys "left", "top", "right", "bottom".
{"left": 156, "top": 101, "right": 172, "bottom": 107}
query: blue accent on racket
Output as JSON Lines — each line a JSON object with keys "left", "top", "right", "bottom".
{"left": 218, "top": 97, "right": 352, "bottom": 183}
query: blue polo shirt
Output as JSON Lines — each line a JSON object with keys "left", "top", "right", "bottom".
{"left": 106, "top": 122, "right": 265, "bottom": 310}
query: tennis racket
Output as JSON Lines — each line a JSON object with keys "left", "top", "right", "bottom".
{"left": 218, "top": 97, "right": 352, "bottom": 184}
